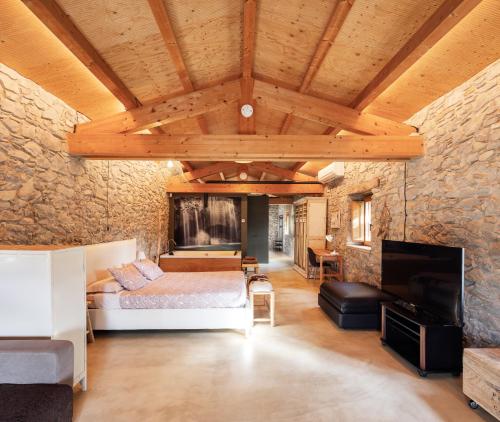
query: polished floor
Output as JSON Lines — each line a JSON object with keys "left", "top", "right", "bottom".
{"left": 74, "top": 254, "right": 494, "bottom": 422}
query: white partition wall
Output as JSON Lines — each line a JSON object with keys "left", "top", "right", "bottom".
{"left": 0, "top": 246, "right": 87, "bottom": 389}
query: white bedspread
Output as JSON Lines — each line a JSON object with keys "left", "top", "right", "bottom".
{"left": 117, "top": 271, "right": 247, "bottom": 309}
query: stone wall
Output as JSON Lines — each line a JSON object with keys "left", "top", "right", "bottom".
{"left": 324, "top": 60, "right": 499, "bottom": 346}
{"left": 268, "top": 205, "right": 280, "bottom": 249}
{"left": 0, "top": 63, "right": 172, "bottom": 259}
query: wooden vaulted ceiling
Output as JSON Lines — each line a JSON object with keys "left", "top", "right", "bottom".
{"left": 1, "top": 0, "right": 499, "bottom": 183}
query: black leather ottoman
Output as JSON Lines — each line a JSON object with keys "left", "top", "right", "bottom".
{"left": 318, "top": 281, "right": 394, "bottom": 329}
{"left": 0, "top": 384, "right": 73, "bottom": 422}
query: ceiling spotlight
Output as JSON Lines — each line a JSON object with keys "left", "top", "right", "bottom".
{"left": 239, "top": 171, "right": 248, "bottom": 180}
{"left": 167, "top": 160, "right": 174, "bottom": 169}
{"left": 240, "top": 103, "right": 254, "bottom": 118}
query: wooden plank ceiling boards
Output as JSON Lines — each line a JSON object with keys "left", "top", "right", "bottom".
{"left": 2, "top": 0, "right": 497, "bottom": 190}
{"left": 67, "top": 133, "right": 424, "bottom": 161}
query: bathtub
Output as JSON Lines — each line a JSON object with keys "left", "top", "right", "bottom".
{"left": 159, "top": 250, "right": 242, "bottom": 272}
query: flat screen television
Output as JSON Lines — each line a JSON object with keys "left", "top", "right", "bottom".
{"left": 381, "top": 240, "right": 464, "bottom": 325}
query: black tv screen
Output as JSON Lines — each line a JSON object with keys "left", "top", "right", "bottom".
{"left": 381, "top": 240, "right": 464, "bottom": 325}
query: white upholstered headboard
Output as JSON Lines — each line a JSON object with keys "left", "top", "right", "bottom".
{"left": 85, "top": 238, "right": 136, "bottom": 285}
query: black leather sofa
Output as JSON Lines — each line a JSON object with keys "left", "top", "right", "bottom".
{"left": 318, "top": 281, "right": 394, "bottom": 329}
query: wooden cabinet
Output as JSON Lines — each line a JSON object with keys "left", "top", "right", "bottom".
{"left": 0, "top": 246, "right": 87, "bottom": 389}
{"left": 463, "top": 348, "right": 500, "bottom": 418}
{"left": 293, "top": 197, "right": 327, "bottom": 278}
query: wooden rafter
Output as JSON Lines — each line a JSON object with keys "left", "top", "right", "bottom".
{"left": 250, "top": 162, "right": 317, "bottom": 182}
{"left": 165, "top": 183, "right": 324, "bottom": 195}
{"left": 351, "top": 0, "right": 483, "bottom": 111}
{"left": 280, "top": 0, "right": 354, "bottom": 134}
{"left": 74, "top": 79, "right": 240, "bottom": 134}
{"left": 175, "top": 162, "right": 239, "bottom": 182}
{"left": 269, "top": 197, "right": 294, "bottom": 205}
{"left": 254, "top": 79, "right": 416, "bottom": 136}
{"left": 147, "top": 0, "right": 209, "bottom": 134}
{"left": 291, "top": 162, "right": 306, "bottom": 172}
{"left": 22, "top": 0, "right": 138, "bottom": 109}
{"left": 239, "top": 0, "right": 257, "bottom": 134}
{"left": 67, "top": 133, "right": 424, "bottom": 161}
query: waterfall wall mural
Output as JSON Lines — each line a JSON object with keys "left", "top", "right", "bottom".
{"left": 174, "top": 195, "right": 241, "bottom": 250}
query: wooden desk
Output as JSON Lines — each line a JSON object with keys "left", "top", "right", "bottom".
{"left": 313, "top": 249, "right": 343, "bottom": 283}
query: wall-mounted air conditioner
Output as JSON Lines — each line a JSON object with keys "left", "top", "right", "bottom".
{"left": 318, "top": 162, "right": 345, "bottom": 185}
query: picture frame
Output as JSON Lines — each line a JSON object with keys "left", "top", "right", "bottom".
{"left": 330, "top": 209, "right": 341, "bottom": 229}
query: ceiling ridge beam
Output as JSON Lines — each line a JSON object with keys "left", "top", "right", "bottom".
{"left": 239, "top": 0, "right": 257, "bottom": 134}
{"left": 67, "top": 133, "right": 424, "bottom": 161}
{"left": 254, "top": 79, "right": 416, "bottom": 136}
{"left": 280, "top": 0, "right": 354, "bottom": 134}
{"left": 147, "top": 0, "right": 209, "bottom": 135}
{"left": 75, "top": 79, "right": 241, "bottom": 134}
{"left": 22, "top": 0, "right": 139, "bottom": 110}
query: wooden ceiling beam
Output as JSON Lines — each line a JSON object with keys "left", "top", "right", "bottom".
{"left": 239, "top": 0, "right": 257, "bottom": 134}
{"left": 291, "top": 162, "right": 306, "bottom": 172}
{"left": 254, "top": 79, "right": 416, "bottom": 136}
{"left": 74, "top": 79, "right": 241, "bottom": 134}
{"left": 351, "top": 0, "right": 483, "bottom": 112}
{"left": 280, "top": 0, "right": 354, "bottom": 134}
{"left": 175, "top": 162, "right": 239, "bottom": 182}
{"left": 147, "top": 0, "right": 209, "bottom": 135}
{"left": 21, "top": 0, "right": 139, "bottom": 110}
{"left": 269, "top": 197, "right": 294, "bottom": 205}
{"left": 165, "top": 183, "right": 324, "bottom": 195}
{"left": 67, "top": 133, "right": 424, "bottom": 161}
{"left": 249, "top": 162, "right": 317, "bottom": 182}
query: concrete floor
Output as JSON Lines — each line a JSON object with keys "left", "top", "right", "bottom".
{"left": 74, "top": 256, "right": 494, "bottom": 422}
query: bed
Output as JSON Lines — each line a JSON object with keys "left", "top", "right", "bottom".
{"left": 85, "top": 239, "right": 251, "bottom": 335}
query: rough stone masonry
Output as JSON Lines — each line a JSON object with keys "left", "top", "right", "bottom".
{"left": 0, "top": 63, "right": 172, "bottom": 260}
{"left": 324, "top": 60, "right": 499, "bottom": 347}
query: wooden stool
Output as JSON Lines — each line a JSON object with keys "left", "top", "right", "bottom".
{"left": 249, "top": 281, "right": 275, "bottom": 326}
{"left": 242, "top": 262, "right": 260, "bottom": 275}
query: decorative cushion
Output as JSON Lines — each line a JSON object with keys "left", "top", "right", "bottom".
{"left": 109, "top": 264, "right": 148, "bottom": 291}
{"left": 87, "top": 276, "right": 123, "bottom": 293}
{"left": 133, "top": 259, "right": 164, "bottom": 281}
{"left": 250, "top": 281, "right": 273, "bottom": 292}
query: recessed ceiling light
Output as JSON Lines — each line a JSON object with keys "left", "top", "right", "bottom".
{"left": 240, "top": 103, "right": 254, "bottom": 118}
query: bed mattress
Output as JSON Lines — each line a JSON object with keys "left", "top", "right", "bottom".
{"left": 88, "top": 271, "right": 247, "bottom": 310}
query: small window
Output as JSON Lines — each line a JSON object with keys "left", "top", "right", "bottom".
{"left": 351, "top": 195, "right": 372, "bottom": 246}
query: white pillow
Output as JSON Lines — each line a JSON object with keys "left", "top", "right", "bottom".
{"left": 87, "top": 276, "right": 124, "bottom": 294}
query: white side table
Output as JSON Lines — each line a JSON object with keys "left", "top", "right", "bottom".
{"left": 249, "top": 281, "right": 275, "bottom": 326}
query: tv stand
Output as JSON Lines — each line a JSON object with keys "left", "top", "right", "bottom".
{"left": 381, "top": 302, "right": 462, "bottom": 376}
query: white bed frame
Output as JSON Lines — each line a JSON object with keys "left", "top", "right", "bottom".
{"left": 85, "top": 239, "right": 251, "bottom": 336}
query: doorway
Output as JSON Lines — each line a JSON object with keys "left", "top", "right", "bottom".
{"left": 268, "top": 204, "right": 294, "bottom": 266}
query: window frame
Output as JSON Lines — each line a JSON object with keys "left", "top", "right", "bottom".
{"left": 350, "top": 195, "right": 372, "bottom": 246}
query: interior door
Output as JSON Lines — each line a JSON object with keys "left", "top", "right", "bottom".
{"left": 247, "top": 196, "right": 269, "bottom": 263}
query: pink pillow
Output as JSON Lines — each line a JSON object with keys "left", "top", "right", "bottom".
{"left": 109, "top": 264, "right": 148, "bottom": 291}
{"left": 133, "top": 259, "right": 164, "bottom": 281}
